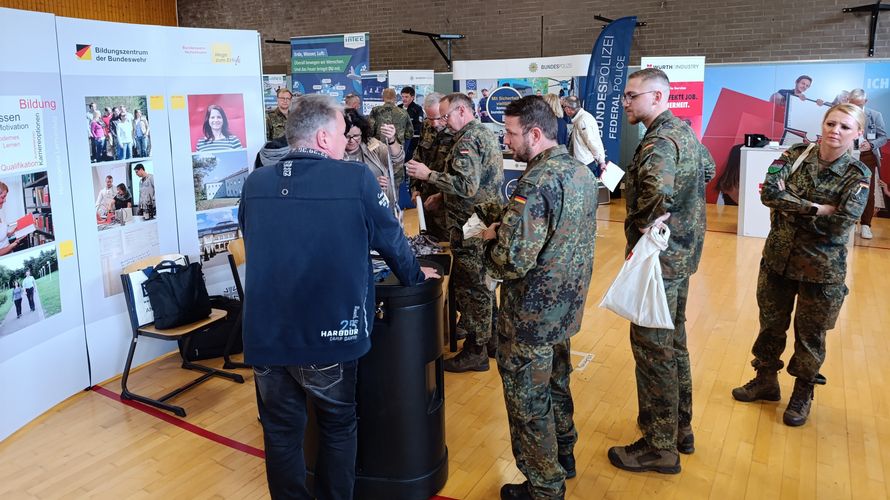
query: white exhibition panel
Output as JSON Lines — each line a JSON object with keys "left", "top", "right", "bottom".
{"left": 738, "top": 146, "right": 787, "bottom": 238}
{"left": 0, "top": 8, "right": 89, "bottom": 441}
{"left": 56, "top": 16, "right": 185, "bottom": 384}
{"left": 164, "top": 26, "right": 265, "bottom": 297}
{"left": 453, "top": 54, "right": 591, "bottom": 80}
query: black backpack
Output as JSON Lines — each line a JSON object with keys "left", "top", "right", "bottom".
{"left": 178, "top": 295, "right": 243, "bottom": 361}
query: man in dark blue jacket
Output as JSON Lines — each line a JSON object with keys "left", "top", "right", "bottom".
{"left": 239, "top": 94, "right": 438, "bottom": 500}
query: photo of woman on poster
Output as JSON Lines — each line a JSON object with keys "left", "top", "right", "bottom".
{"left": 90, "top": 111, "right": 106, "bottom": 163}
{"left": 196, "top": 105, "right": 243, "bottom": 152}
{"left": 114, "top": 183, "right": 132, "bottom": 210}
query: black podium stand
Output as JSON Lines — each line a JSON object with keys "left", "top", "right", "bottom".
{"left": 306, "top": 259, "right": 448, "bottom": 500}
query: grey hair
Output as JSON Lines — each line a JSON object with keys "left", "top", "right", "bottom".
{"left": 423, "top": 92, "right": 444, "bottom": 109}
{"left": 286, "top": 94, "right": 343, "bottom": 148}
{"left": 849, "top": 88, "right": 867, "bottom": 101}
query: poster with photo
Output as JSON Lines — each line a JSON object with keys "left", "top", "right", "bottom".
{"left": 91, "top": 161, "right": 154, "bottom": 230}
{"left": 0, "top": 170, "right": 55, "bottom": 255}
{"left": 84, "top": 96, "right": 152, "bottom": 163}
{"left": 192, "top": 150, "right": 247, "bottom": 211}
{"left": 0, "top": 245, "right": 61, "bottom": 338}
{"left": 196, "top": 206, "right": 240, "bottom": 268}
{"left": 187, "top": 93, "right": 246, "bottom": 153}
{"left": 0, "top": 96, "right": 50, "bottom": 174}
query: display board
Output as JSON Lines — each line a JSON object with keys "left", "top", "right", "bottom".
{"left": 262, "top": 74, "right": 287, "bottom": 110}
{"left": 641, "top": 56, "right": 706, "bottom": 137}
{"left": 454, "top": 54, "right": 590, "bottom": 151}
{"left": 389, "top": 69, "right": 434, "bottom": 106}
{"left": 165, "top": 27, "right": 265, "bottom": 298}
{"left": 0, "top": 7, "right": 90, "bottom": 441}
{"left": 291, "top": 33, "right": 369, "bottom": 102}
{"left": 56, "top": 16, "right": 183, "bottom": 383}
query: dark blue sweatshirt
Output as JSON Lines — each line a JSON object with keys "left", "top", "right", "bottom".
{"left": 239, "top": 149, "right": 425, "bottom": 366}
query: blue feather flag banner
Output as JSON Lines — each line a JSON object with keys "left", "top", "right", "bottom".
{"left": 582, "top": 16, "right": 637, "bottom": 163}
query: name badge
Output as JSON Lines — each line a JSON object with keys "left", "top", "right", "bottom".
{"left": 868, "top": 132, "right": 877, "bottom": 140}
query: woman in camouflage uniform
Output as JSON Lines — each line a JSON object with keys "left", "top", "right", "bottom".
{"left": 732, "top": 104, "right": 871, "bottom": 427}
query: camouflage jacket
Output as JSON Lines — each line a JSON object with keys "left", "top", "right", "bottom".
{"left": 266, "top": 109, "right": 287, "bottom": 141}
{"left": 761, "top": 143, "right": 870, "bottom": 283}
{"left": 410, "top": 121, "right": 454, "bottom": 196}
{"left": 625, "top": 110, "right": 715, "bottom": 279}
{"left": 428, "top": 119, "right": 504, "bottom": 237}
{"left": 485, "top": 145, "right": 598, "bottom": 345}
{"left": 368, "top": 103, "right": 413, "bottom": 144}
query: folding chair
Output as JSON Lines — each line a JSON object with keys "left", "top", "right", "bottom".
{"left": 120, "top": 254, "right": 244, "bottom": 417}
{"left": 224, "top": 239, "right": 250, "bottom": 370}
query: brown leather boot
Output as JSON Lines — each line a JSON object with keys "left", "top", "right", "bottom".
{"left": 608, "top": 438, "right": 680, "bottom": 474}
{"left": 783, "top": 378, "right": 814, "bottom": 427}
{"left": 443, "top": 342, "right": 489, "bottom": 372}
{"left": 732, "top": 370, "right": 781, "bottom": 402}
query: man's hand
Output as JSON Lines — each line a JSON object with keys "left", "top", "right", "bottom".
{"left": 814, "top": 203, "right": 837, "bottom": 216}
{"left": 860, "top": 139, "right": 873, "bottom": 152}
{"left": 421, "top": 266, "right": 441, "bottom": 280}
{"left": 423, "top": 192, "right": 443, "bottom": 211}
{"left": 377, "top": 176, "right": 389, "bottom": 191}
{"left": 640, "top": 212, "right": 671, "bottom": 234}
{"left": 406, "top": 159, "right": 433, "bottom": 181}
{"left": 482, "top": 222, "right": 501, "bottom": 241}
{"left": 380, "top": 123, "right": 396, "bottom": 143}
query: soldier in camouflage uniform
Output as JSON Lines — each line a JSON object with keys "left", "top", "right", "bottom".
{"left": 732, "top": 103, "right": 870, "bottom": 427}
{"left": 479, "top": 96, "right": 597, "bottom": 500}
{"left": 410, "top": 92, "right": 453, "bottom": 241}
{"left": 369, "top": 88, "right": 413, "bottom": 145}
{"left": 608, "top": 68, "right": 715, "bottom": 475}
{"left": 265, "top": 88, "right": 291, "bottom": 140}
{"left": 406, "top": 92, "right": 504, "bottom": 372}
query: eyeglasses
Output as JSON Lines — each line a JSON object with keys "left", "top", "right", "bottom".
{"left": 442, "top": 106, "right": 463, "bottom": 121}
{"left": 345, "top": 133, "right": 362, "bottom": 142}
{"left": 277, "top": 96, "right": 292, "bottom": 101}
{"left": 620, "top": 90, "right": 658, "bottom": 104}
{"left": 426, "top": 115, "right": 444, "bottom": 122}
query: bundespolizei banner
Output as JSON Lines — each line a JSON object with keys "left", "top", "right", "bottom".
{"left": 582, "top": 16, "right": 637, "bottom": 163}
{"left": 291, "top": 33, "right": 369, "bottom": 102}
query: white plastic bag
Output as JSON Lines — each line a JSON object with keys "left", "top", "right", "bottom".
{"left": 599, "top": 226, "right": 675, "bottom": 329}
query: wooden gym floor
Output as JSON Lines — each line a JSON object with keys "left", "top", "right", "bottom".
{"left": 1, "top": 203, "right": 889, "bottom": 499}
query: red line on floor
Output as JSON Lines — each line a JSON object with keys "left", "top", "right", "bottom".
{"left": 92, "top": 385, "right": 461, "bottom": 500}
{"left": 91, "top": 385, "right": 265, "bottom": 459}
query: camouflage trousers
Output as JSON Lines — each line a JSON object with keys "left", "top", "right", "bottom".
{"left": 752, "top": 263, "right": 847, "bottom": 382}
{"left": 451, "top": 244, "right": 495, "bottom": 345}
{"left": 497, "top": 334, "right": 576, "bottom": 500}
{"left": 630, "top": 276, "right": 692, "bottom": 451}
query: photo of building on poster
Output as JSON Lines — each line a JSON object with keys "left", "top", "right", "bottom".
{"left": 0, "top": 95, "right": 51, "bottom": 175}
{"left": 0, "top": 170, "right": 55, "bottom": 257}
{"left": 187, "top": 94, "right": 247, "bottom": 153}
{"left": 192, "top": 150, "right": 247, "bottom": 211}
{"left": 83, "top": 96, "right": 151, "bottom": 163}
{"left": 196, "top": 206, "right": 240, "bottom": 268}
{"left": 0, "top": 245, "right": 61, "bottom": 339}
{"left": 92, "top": 161, "right": 155, "bottom": 231}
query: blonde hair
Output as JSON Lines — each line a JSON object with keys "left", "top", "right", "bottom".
{"left": 543, "top": 94, "right": 563, "bottom": 118}
{"left": 824, "top": 103, "right": 865, "bottom": 131}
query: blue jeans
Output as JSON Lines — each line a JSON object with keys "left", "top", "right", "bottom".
{"left": 254, "top": 360, "right": 358, "bottom": 500}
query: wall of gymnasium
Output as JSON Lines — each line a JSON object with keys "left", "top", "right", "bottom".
{"left": 176, "top": 0, "right": 890, "bottom": 73}
{"left": 0, "top": 0, "right": 177, "bottom": 26}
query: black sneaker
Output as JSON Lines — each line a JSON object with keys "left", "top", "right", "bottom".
{"left": 608, "top": 438, "right": 680, "bottom": 474}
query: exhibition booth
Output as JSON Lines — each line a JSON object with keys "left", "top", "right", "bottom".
{"left": 5, "top": 3, "right": 890, "bottom": 470}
